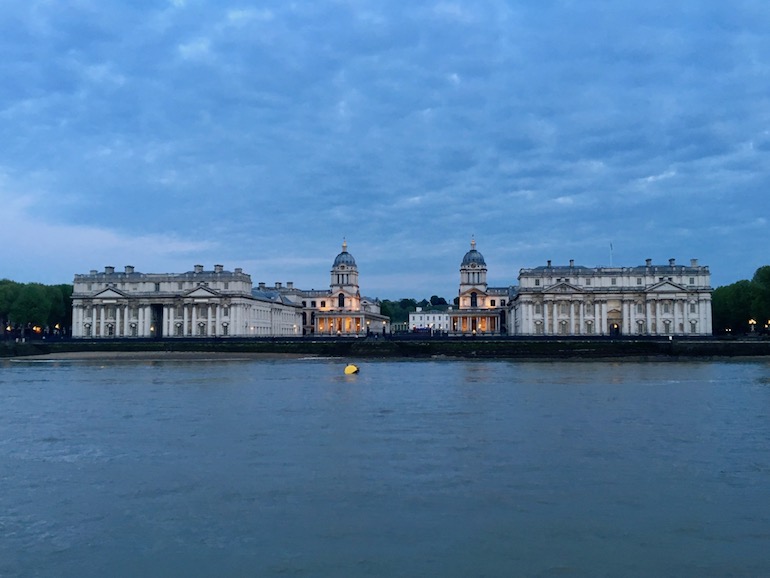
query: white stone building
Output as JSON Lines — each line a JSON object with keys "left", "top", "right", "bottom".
{"left": 72, "top": 265, "right": 302, "bottom": 338}
{"left": 409, "top": 307, "right": 451, "bottom": 333}
{"left": 448, "top": 239, "right": 511, "bottom": 335}
{"left": 511, "top": 258, "right": 713, "bottom": 336}
{"left": 269, "top": 240, "right": 390, "bottom": 336}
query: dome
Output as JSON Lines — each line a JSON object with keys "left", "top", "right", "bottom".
{"left": 461, "top": 238, "right": 486, "bottom": 266}
{"left": 333, "top": 240, "right": 357, "bottom": 267}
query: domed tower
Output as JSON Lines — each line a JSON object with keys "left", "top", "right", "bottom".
{"left": 330, "top": 239, "right": 360, "bottom": 310}
{"left": 459, "top": 237, "right": 488, "bottom": 296}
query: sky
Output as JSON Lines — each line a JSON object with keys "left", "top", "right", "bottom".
{"left": 2, "top": 0, "right": 769, "bottom": 300}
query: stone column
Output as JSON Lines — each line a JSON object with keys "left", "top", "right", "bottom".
{"left": 600, "top": 301, "right": 608, "bottom": 335}
{"left": 98, "top": 305, "right": 105, "bottom": 338}
{"left": 569, "top": 301, "right": 575, "bottom": 335}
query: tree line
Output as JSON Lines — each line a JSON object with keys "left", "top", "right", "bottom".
{"left": 711, "top": 266, "right": 770, "bottom": 335}
{"left": 380, "top": 296, "right": 449, "bottom": 323}
{"left": 0, "top": 280, "right": 73, "bottom": 338}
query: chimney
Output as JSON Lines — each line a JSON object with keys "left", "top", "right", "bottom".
{"left": 125, "top": 265, "right": 134, "bottom": 274}
{"left": 645, "top": 258, "right": 652, "bottom": 267}
{"left": 690, "top": 258, "right": 698, "bottom": 267}
{"left": 569, "top": 259, "right": 574, "bottom": 267}
{"left": 287, "top": 281, "right": 294, "bottom": 289}
{"left": 669, "top": 258, "right": 676, "bottom": 266}
{"left": 258, "top": 282, "right": 266, "bottom": 290}
{"left": 234, "top": 268, "right": 242, "bottom": 274}
{"left": 105, "top": 266, "right": 115, "bottom": 274}
{"left": 90, "top": 269, "right": 98, "bottom": 275}
{"left": 194, "top": 264, "right": 204, "bottom": 273}
{"left": 214, "top": 264, "right": 224, "bottom": 273}
{"left": 547, "top": 259, "right": 552, "bottom": 267}
{"left": 275, "top": 282, "right": 282, "bottom": 289}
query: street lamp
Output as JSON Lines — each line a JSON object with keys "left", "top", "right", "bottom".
{"left": 749, "top": 319, "right": 757, "bottom": 332}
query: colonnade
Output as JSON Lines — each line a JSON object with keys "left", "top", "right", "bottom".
{"left": 73, "top": 300, "right": 248, "bottom": 338}
{"left": 515, "top": 294, "right": 712, "bottom": 336}
{"left": 449, "top": 313, "right": 502, "bottom": 335}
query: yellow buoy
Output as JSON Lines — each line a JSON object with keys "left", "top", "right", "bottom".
{"left": 344, "top": 364, "right": 359, "bottom": 375}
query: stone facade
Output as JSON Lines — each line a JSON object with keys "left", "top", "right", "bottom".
{"left": 511, "top": 258, "right": 712, "bottom": 336}
{"left": 409, "top": 307, "right": 451, "bottom": 333}
{"left": 270, "top": 241, "right": 390, "bottom": 336}
{"left": 448, "top": 239, "right": 511, "bottom": 335}
{"left": 71, "top": 265, "right": 302, "bottom": 338}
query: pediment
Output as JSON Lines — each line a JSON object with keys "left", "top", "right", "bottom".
{"left": 647, "top": 280, "right": 687, "bottom": 293}
{"left": 185, "top": 286, "right": 221, "bottom": 298}
{"left": 92, "top": 287, "right": 128, "bottom": 299}
{"left": 459, "top": 287, "right": 488, "bottom": 298}
{"left": 544, "top": 282, "right": 583, "bottom": 293}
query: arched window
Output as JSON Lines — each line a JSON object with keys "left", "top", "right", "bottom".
{"left": 338, "top": 293, "right": 345, "bottom": 308}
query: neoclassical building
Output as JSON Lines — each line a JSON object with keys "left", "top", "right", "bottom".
{"left": 270, "top": 240, "right": 390, "bottom": 336}
{"left": 448, "top": 239, "right": 511, "bottom": 335}
{"left": 511, "top": 258, "right": 713, "bottom": 336}
{"left": 72, "top": 265, "right": 302, "bottom": 338}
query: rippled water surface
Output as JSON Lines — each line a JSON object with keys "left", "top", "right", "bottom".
{"left": 2, "top": 357, "right": 770, "bottom": 577}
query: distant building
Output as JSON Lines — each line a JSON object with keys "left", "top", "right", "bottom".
{"left": 448, "top": 239, "right": 511, "bottom": 335}
{"left": 270, "top": 240, "right": 390, "bottom": 336}
{"left": 511, "top": 258, "right": 713, "bottom": 336}
{"left": 409, "top": 307, "right": 451, "bottom": 333}
{"left": 71, "top": 265, "right": 302, "bottom": 338}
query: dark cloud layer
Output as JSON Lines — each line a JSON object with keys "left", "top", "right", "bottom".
{"left": 2, "top": 0, "right": 769, "bottom": 297}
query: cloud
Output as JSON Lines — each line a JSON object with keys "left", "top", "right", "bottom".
{"left": 1, "top": 0, "right": 769, "bottom": 295}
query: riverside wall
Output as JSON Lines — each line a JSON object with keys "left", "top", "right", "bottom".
{"left": 3, "top": 337, "right": 770, "bottom": 359}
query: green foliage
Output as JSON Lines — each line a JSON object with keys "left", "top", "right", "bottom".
{"left": 712, "top": 266, "right": 770, "bottom": 334}
{"left": 1, "top": 280, "right": 73, "bottom": 334}
{"left": 430, "top": 295, "right": 448, "bottom": 306}
{"left": 381, "top": 296, "right": 451, "bottom": 324}
{"left": 751, "top": 266, "right": 770, "bottom": 327}
{"left": 10, "top": 284, "right": 51, "bottom": 327}
{"left": 0, "top": 279, "right": 21, "bottom": 320}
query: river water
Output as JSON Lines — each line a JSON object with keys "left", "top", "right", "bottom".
{"left": 1, "top": 357, "right": 769, "bottom": 577}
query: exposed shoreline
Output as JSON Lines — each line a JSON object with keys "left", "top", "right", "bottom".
{"left": 11, "top": 350, "right": 317, "bottom": 361}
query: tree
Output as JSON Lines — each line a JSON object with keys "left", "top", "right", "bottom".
{"left": 0, "top": 279, "right": 21, "bottom": 322}
{"left": 9, "top": 283, "right": 52, "bottom": 335}
{"left": 751, "top": 266, "right": 770, "bottom": 328}
{"left": 430, "top": 295, "right": 448, "bottom": 306}
{"left": 712, "top": 279, "right": 755, "bottom": 334}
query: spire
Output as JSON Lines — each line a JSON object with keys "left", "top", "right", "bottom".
{"left": 471, "top": 236, "right": 476, "bottom": 250}
{"left": 342, "top": 238, "right": 347, "bottom": 253}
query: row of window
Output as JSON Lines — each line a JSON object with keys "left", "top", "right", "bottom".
{"left": 85, "top": 281, "right": 235, "bottom": 292}
{"left": 530, "top": 302, "right": 699, "bottom": 315}
{"left": 532, "top": 319, "right": 699, "bottom": 335}
{"left": 533, "top": 276, "right": 699, "bottom": 287}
